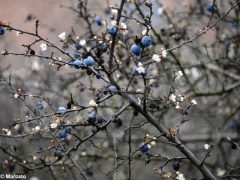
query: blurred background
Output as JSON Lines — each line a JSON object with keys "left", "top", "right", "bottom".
{"left": 0, "top": 0, "right": 240, "bottom": 180}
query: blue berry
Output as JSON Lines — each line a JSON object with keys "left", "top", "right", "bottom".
{"left": 75, "top": 43, "right": 82, "bottom": 50}
{"left": 139, "top": 143, "right": 151, "bottom": 153}
{"left": 230, "top": 20, "right": 238, "bottom": 28}
{"left": 172, "top": 159, "right": 180, "bottom": 171}
{"left": 133, "top": 67, "right": 139, "bottom": 75}
{"left": 141, "top": 36, "right": 152, "bottom": 47}
{"left": 207, "top": 4, "right": 214, "bottom": 12}
{"left": 107, "top": 26, "right": 118, "bottom": 36}
{"left": 111, "top": 117, "right": 122, "bottom": 127}
{"left": 0, "top": 26, "right": 5, "bottom": 35}
{"left": 87, "top": 112, "right": 96, "bottom": 124}
{"left": 59, "top": 129, "right": 68, "bottom": 138}
{"left": 98, "top": 43, "right": 108, "bottom": 52}
{"left": 57, "top": 107, "right": 66, "bottom": 114}
{"left": 64, "top": 127, "right": 71, "bottom": 133}
{"left": 95, "top": 71, "right": 102, "bottom": 79}
{"left": 224, "top": 40, "right": 231, "bottom": 47}
{"left": 83, "top": 56, "right": 95, "bottom": 66}
{"left": 131, "top": 44, "right": 142, "bottom": 56}
{"left": 36, "top": 101, "right": 44, "bottom": 110}
{"left": 108, "top": 85, "right": 117, "bottom": 92}
{"left": 95, "top": 16, "right": 103, "bottom": 26}
{"left": 228, "top": 121, "right": 240, "bottom": 130}
{"left": 73, "top": 59, "right": 84, "bottom": 69}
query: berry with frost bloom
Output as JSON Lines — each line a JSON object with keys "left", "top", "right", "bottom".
{"left": 83, "top": 56, "right": 95, "bottom": 66}
{"left": 57, "top": 107, "right": 66, "bottom": 113}
{"left": 36, "top": 101, "right": 44, "bottom": 110}
{"left": 40, "top": 43, "right": 47, "bottom": 51}
{"left": 207, "top": 4, "right": 214, "bottom": 12}
{"left": 152, "top": 54, "right": 161, "bottom": 62}
{"left": 139, "top": 143, "right": 151, "bottom": 153}
{"left": 107, "top": 26, "right": 118, "bottom": 35}
{"left": 0, "top": 26, "right": 5, "bottom": 35}
{"left": 141, "top": 36, "right": 152, "bottom": 47}
{"left": 108, "top": 85, "right": 117, "bottom": 92}
{"left": 58, "top": 32, "right": 66, "bottom": 41}
{"left": 95, "top": 16, "right": 103, "bottom": 26}
{"left": 131, "top": 44, "right": 142, "bottom": 56}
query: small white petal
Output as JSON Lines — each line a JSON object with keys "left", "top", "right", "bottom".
{"left": 111, "top": 9, "right": 118, "bottom": 16}
{"left": 111, "top": 20, "right": 117, "bottom": 26}
{"left": 157, "top": 7, "right": 164, "bottom": 15}
{"left": 191, "top": 99, "right": 197, "bottom": 105}
{"left": 14, "top": 94, "right": 19, "bottom": 99}
{"left": 40, "top": 43, "right": 47, "bottom": 51}
{"left": 89, "top": 100, "right": 98, "bottom": 107}
{"left": 169, "top": 94, "right": 176, "bottom": 102}
{"left": 142, "top": 29, "right": 147, "bottom": 35}
{"left": 80, "top": 39, "right": 86, "bottom": 46}
{"left": 152, "top": 54, "right": 161, "bottom": 62}
{"left": 50, "top": 123, "right": 58, "bottom": 129}
{"left": 35, "top": 126, "right": 40, "bottom": 131}
{"left": 58, "top": 32, "right": 66, "bottom": 41}
{"left": 204, "top": 144, "right": 210, "bottom": 150}
{"left": 161, "top": 50, "right": 167, "bottom": 57}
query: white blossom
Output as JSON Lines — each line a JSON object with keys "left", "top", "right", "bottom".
{"left": 136, "top": 63, "right": 145, "bottom": 74}
{"left": 157, "top": 7, "right": 164, "bottom": 15}
{"left": 111, "top": 20, "right": 117, "bottom": 26}
{"left": 175, "top": 102, "right": 181, "bottom": 109}
{"left": 176, "top": 172, "right": 185, "bottom": 180}
{"left": 111, "top": 9, "right": 118, "bottom": 16}
{"left": 58, "top": 32, "right": 66, "bottom": 41}
{"left": 16, "top": 31, "right": 20, "bottom": 36}
{"left": 7, "top": 130, "right": 12, "bottom": 136}
{"left": 161, "top": 49, "right": 167, "bottom": 57}
{"left": 120, "top": 22, "right": 127, "bottom": 30}
{"left": 180, "top": 96, "right": 184, "bottom": 102}
{"left": 169, "top": 94, "right": 176, "bottom": 102}
{"left": 35, "top": 126, "right": 40, "bottom": 131}
{"left": 50, "top": 123, "right": 58, "bottom": 129}
{"left": 176, "top": 70, "right": 183, "bottom": 78}
{"left": 79, "top": 39, "right": 86, "bottom": 46}
{"left": 142, "top": 29, "right": 147, "bottom": 35}
{"left": 204, "top": 144, "right": 210, "bottom": 150}
{"left": 14, "top": 93, "right": 19, "bottom": 99}
{"left": 89, "top": 100, "right": 98, "bottom": 107}
{"left": 40, "top": 43, "right": 47, "bottom": 51}
{"left": 32, "top": 61, "right": 40, "bottom": 71}
{"left": 152, "top": 54, "right": 161, "bottom": 62}
{"left": 216, "top": 168, "right": 226, "bottom": 176}
{"left": 191, "top": 99, "right": 197, "bottom": 105}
